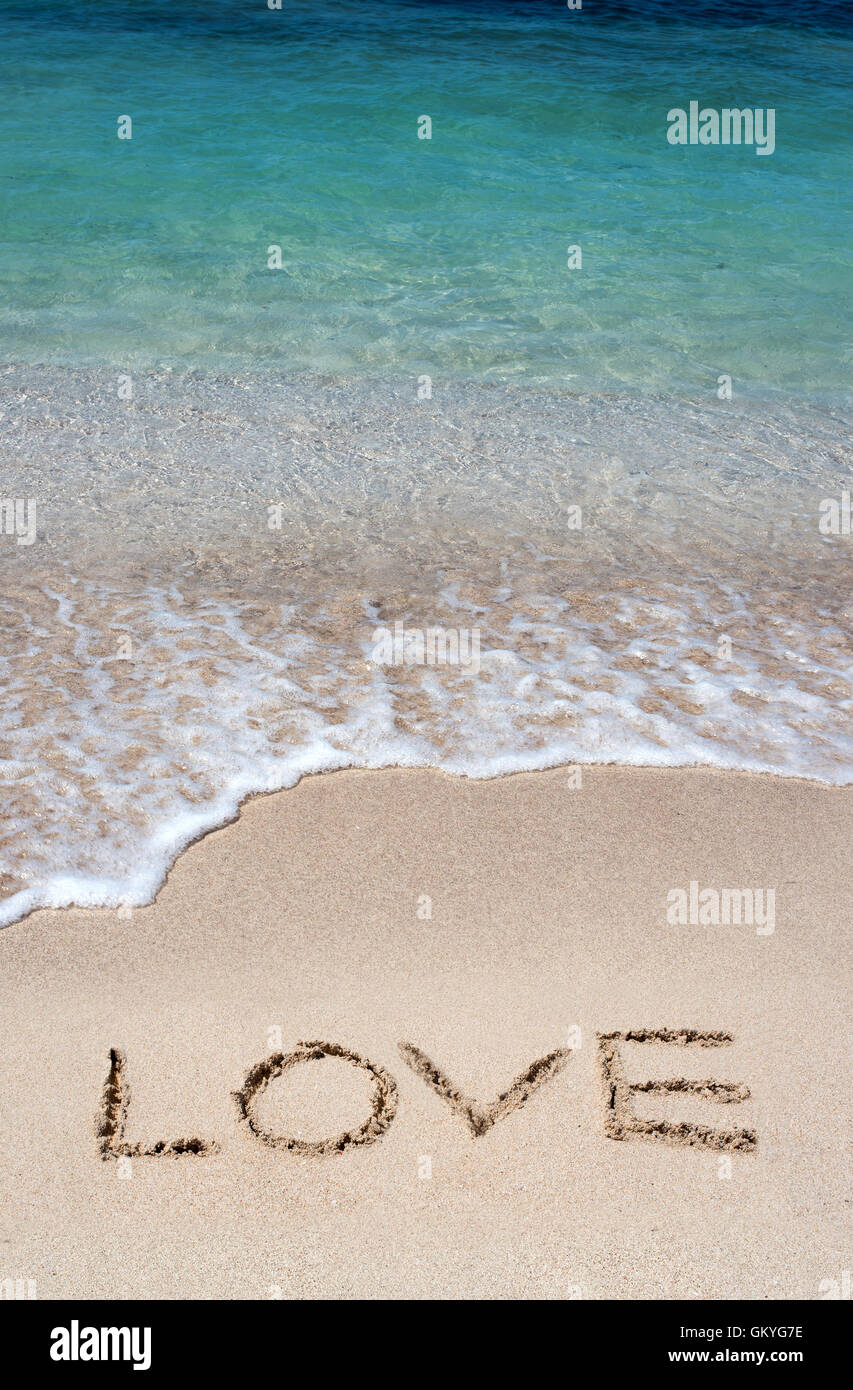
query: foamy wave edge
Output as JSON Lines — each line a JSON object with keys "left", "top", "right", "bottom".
{"left": 2, "top": 742, "right": 849, "bottom": 931}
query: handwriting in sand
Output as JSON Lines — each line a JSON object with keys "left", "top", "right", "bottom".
{"left": 96, "top": 1028, "right": 757, "bottom": 1159}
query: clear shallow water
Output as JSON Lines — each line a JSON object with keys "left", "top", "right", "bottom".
{"left": 0, "top": 1, "right": 851, "bottom": 925}
{"left": 1, "top": 365, "right": 851, "bottom": 926}
{"left": 0, "top": 0, "right": 850, "bottom": 393}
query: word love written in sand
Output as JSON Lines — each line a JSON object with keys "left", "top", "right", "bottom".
{"left": 96, "top": 1030, "right": 757, "bottom": 1160}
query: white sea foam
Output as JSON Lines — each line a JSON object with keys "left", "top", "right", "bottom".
{"left": 0, "top": 567, "right": 851, "bottom": 929}
{"left": 1, "top": 368, "right": 850, "bottom": 926}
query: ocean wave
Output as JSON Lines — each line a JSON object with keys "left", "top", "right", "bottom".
{"left": 0, "top": 563, "right": 850, "bottom": 929}
{"left": 1, "top": 368, "right": 850, "bottom": 926}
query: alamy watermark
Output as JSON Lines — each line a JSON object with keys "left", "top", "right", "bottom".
{"left": 667, "top": 881, "right": 775, "bottom": 935}
{"left": 818, "top": 1270, "right": 852, "bottom": 1300}
{"left": 1, "top": 497, "right": 37, "bottom": 546}
{"left": 0, "top": 1277, "right": 36, "bottom": 1299}
{"left": 667, "top": 103, "right": 775, "bottom": 156}
{"left": 50, "top": 1322, "right": 151, "bottom": 1370}
{"left": 370, "top": 622, "right": 480, "bottom": 675}
{"left": 819, "top": 491, "right": 852, "bottom": 536}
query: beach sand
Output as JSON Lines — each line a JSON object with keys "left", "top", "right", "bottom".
{"left": 1, "top": 765, "right": 849, "bottom": 1300}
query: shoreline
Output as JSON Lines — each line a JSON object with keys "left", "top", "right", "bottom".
{"left": 4, "top": 361, "right": 850, "bottom": 922}
{"left": 3, "top": 755, "right": 852, "bottom": 933}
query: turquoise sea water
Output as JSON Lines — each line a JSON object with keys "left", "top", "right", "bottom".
{"left": 0, "top": 0, "right": 850, "bottom": 394}
{"left": 1, "top": 2, "right": 851, "bottom": 926}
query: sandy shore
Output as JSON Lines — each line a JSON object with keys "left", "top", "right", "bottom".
{"left": 1, "top": 765, "right": 850, "bottom": 1300}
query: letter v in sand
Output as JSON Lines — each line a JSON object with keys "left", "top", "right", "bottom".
{"left": 398, "top": 1041, "right": 570, "bottom": 1136}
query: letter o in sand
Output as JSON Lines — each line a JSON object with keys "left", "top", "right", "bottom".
{"left": 234, "top": 1040, "right": 398, "bottom": 1155}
